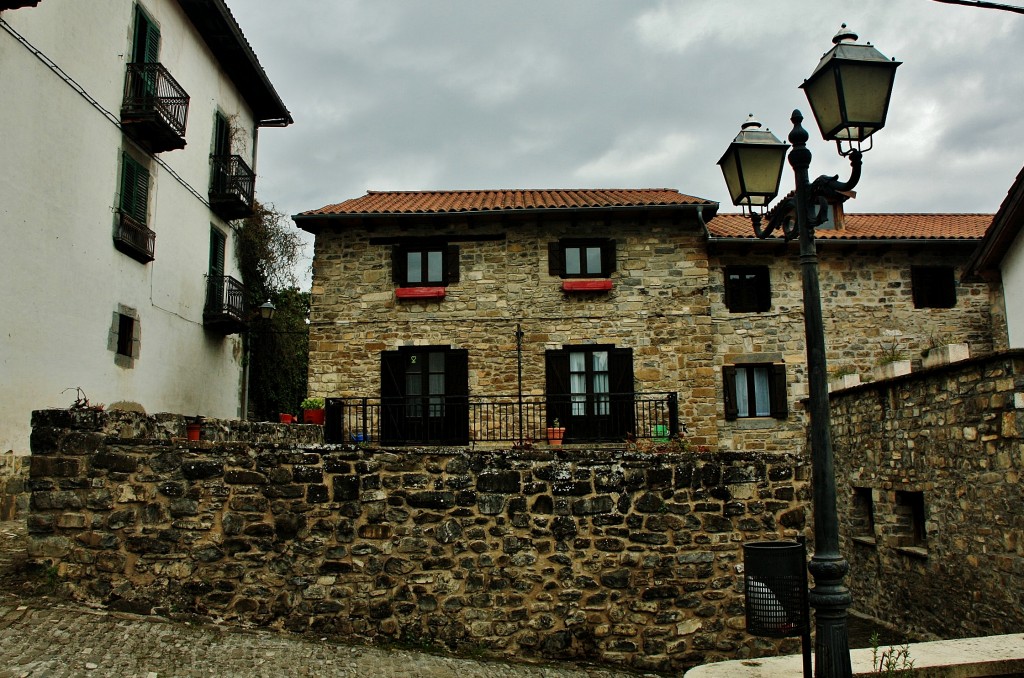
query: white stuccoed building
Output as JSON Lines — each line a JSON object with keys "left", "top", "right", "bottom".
{"left": 0, "top": 0, "right": 291, "bottom": 458}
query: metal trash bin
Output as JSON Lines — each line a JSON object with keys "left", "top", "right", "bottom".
{"left": 743, "top": 540, "right": 809, "bottom": 638}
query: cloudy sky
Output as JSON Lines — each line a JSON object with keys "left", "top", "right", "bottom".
{"left": 227, "top": 0, "right": 1024, "bottom": 281}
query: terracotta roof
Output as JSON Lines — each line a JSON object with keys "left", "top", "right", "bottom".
{"left": 298, "top": 189, "right": 714, "bottom": 217}
{"left": 708, "top": 213, "right": 992, "bottom": 240}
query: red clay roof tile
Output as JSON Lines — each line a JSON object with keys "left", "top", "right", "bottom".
{"left": 707, "top": 213, "right": 992, "bottom": 240}
{"left": 299, "top": 189, "right": 714, "bottom": 217}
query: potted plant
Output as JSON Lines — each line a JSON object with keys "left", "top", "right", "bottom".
{"left": 186, "top": 415, "right": 204, "bottom": 441}
{"left": 829, "top": 365, "right": 861, "bottom": 392}
{"left": 301, "top": 397, "right": 325, "bottom": 425}
{"left": 922, "top": 334, "right": 970, "bottom": 369}
{"left": 278, "top": 413, "right": 295, "bottom": 424}
{"left": 871, "top": 331, "right": 911, "bottom": 381}
{"left": 546, "top": 418, "right": 566, "bottom": 446}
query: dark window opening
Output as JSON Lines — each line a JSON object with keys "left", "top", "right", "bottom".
{"left": 545, "top": 345, "right": 634, "bottom": 441}
{"left": 911, "top": 266, "right": 956, "bottom": 309}
{"left": 723, "top": 363, "right": 788, "bottom": 420}
{"left": 116, "top": 313, "right": 135, "bottom": 357}
{"left": 851, "top": 487, "right": 876, "bottom": 542}
{"left": 381, "top": 346, "right": 468, "bottom": 445}
{"left": 895, "top": 490, "right": 927, "bottom": 548}
{"left": 392, "top": 243, "right": 460, "bottom": 287}
{"left": 725, "top": 266, "right": 770, "bottom": 313}
{"left": 548, "top": 239, "right": 616, "bottom": 279}
{"left": 131, "top": 4, "right": 160, "bottom": 64}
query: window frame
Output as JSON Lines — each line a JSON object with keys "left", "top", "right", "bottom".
{"left": 723, "top": 363, "right": 788, "bottom": 420}
{"left": 108, "top": 306, "right": 140, "bottom": 368}
{"left": 118, "top": 152, "right": 151, "bottom": 226}
{"left": 911, "top": 266, "right": 956, "bottom": 309}
{"left": 392, "top": 242, "right": 460, "bottom": 288}
{"left": 548, "top": 239, "right": 616, "bottom": 279}
{"left": 724, "top": 265, "right": 771, "bottom": 313}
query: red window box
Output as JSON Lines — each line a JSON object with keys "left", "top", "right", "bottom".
{"left": 395, "top": 286, "right": 447, "bottom": 299}
{"left": 562, "top": 279, "right": 613, "bottom": 292}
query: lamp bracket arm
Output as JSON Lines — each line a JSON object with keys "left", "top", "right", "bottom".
{"left": 757, "top": 196, "right": 799, "bottom": 242}
{"left": 810, "top": 149, "right": 863, "bottom": 199}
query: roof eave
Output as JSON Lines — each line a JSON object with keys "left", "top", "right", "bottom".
{"left": 964, "top": 165, "right": 1024, "bottom": 281}
{"left": 294, "top": 202, "right": 719, "bottom": 234}
{"left": 175, "top": 0, "right": 292, "bottom": 126}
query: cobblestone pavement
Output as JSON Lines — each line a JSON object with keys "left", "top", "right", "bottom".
{"left": 0, "top": 521, "right": 644, "bottom": 678}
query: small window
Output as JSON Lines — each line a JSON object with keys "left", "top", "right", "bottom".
{"left": 894, "top": 490, "right": 927, "bottom": 548}
{"left": 725, "top": 266, "right": 770, "bottom": 313}
{"left": 108, "top": 306, "right": 140, "bottom": 367}
{"left": 723, "top": 364, "right": 787, "bottom": 420}
{"left": 119, "top": 152, "right": 150, "bottom": 226}
{"left": 392, "top": 243, "right": 459, "bottom": 287}
{"left": 851, "top": 487, "right": 876, "bottom": 543}
{"left": 548, "top": 239, "right": 616, "bottom": 278}
{"left": 911, "top": 266, "right": 956, "bottom": 309}
{"left": 116, "top": 313, "right": 135, "bottom": 357}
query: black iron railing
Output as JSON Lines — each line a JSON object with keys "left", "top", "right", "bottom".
{"left": 121, "top": 62, "right": 189, "bottom": 151}
{"left": 209, "top": 154, "right": 256, "bottom": 219}
{"left": 113, "top": 210, "right": 156, "bottom": 263}
{"left": 324, "top": 392, "right": 678, "bottom": 446}
{"left": 203, "top": 275, "right": 246, "bottom": 333}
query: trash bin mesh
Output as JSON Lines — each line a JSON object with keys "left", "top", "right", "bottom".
{"left": 743, "top": 540, "right": 809, "bottom": 638}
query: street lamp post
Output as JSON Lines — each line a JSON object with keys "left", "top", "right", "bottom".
{"left": 718, "top": 25, "right": 900, "bottom": 678}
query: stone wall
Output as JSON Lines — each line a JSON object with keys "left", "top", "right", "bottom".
{"left": 829, "top": 351, "right": 1024, "bottom": 639}
{"left": 309, "top": 214, "right": 718, "bottom": 448}
{"left": 27, "top": 409, "right": 810, "bottom": 673}
{"left": 0, "top": 451, "right": 29, "bottom": 520}
{"left": 709, "top": 244, "right": 997, "bottom": 457}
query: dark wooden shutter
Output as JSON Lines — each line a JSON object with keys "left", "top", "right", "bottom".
{"left": 120, "top": 154, "right": 149, "bottom": 224}
{"left": 757, "top": 268, "right": 772, "bottom": 311}
{"left": 608, "top": 347, "right": 635, "bottom": 438}
{"left": 770, "top": 364, "right": 788, "bottom": 419}
{"left": 723, "top": 365, "right": 738, "bottom": 420}
{"left": 144, "top": 16, "right": 160, "bottom": 63}
{"left": 547, "top": 242, "right": 563, "bottom": 277}
{"left": 132, "top": 6, "right": 160, "bottom": 63}
{"left": 544, "top": 350, "right": 570, "bottom": 428}
{"left": 380, "top": 350, "right": 404, "bottom": 444}
{"left": 213, "top": 112, "right": 231, "bottom": 156}
{"left": 723, "top": 269, "right": 734, "bottom": 310}
{"left": 391, "top": 246, "right": 406, "bottom": 285}
{"left": 444, "top": 348, "right": 469, "bottom": 445}
{"left": 602, "top": 239, "right": 617, "bottom": 275}
{"left": 446, "top": 245, "right": 460, "bottom": 284}
{"left": 209, "top": 228, "right": 226, "bottom": 278}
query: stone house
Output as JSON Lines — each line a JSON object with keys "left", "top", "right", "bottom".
{"left": 0, "top": 0, "right": 291, "bottom": 480}
{"left": 295, "top": 190, "right": 997, "bottom": 453}
{"left": 966, "top": 164, "right": 1024, "bottom": 348}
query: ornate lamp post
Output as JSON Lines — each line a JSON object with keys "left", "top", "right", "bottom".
{"left": 718, "top": 25, "right": 900, "bottom": 678}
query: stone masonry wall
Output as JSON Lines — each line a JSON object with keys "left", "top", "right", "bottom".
{"left": 0, "top": 451, "right": 29, "bottom": 520}
{"left": 27, "top": 409, "right": 810, "bottom": 673}
{"left": 710, "top": 244, "right": 997, "bottom": 457}
{"left": 829, "top": 351, "right": 1024, "bottom": 639}
{"left": 309, "top": 214, "right": 719, "bottom": 448}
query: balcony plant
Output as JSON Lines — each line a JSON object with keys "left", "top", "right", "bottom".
{"left": 871, "top": 331, "right": 911, "bottom": 381}
{"left": 828, "top": 365, "right": 861, "bottom": 392}
{"left": 301, "top": 397, "right": 325, "bottom": 425}
{"left": 921, "top": 334, "right": 970, "bottom": 369}
{"left": 546, "top": 418, "right": 566, "bottom": 446}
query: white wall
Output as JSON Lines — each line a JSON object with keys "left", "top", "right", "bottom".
{"left": 0, "top": 0, "right": 259, "bottom": 455}
{"left": 1001, "top": 228, "right": 1024, "bottom": 349}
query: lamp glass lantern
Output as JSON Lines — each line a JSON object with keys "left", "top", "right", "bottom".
{"left": 800, "top": 24, "right": 901, "bottom": 146}
{"left": 717, "top": 115, "right": 789, "bottom": 211}
{"left": 258, "top": 299, "right": 276, "bottom": 321}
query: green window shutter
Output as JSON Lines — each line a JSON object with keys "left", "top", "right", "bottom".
{"left": 120, "top": 153, "right": 149, "bottom": 224}
{"left": 209, "top": 227, "right": 226, "bottom": 278}
{"left": 132, "top": 6, "right": 160, "bottom": 63}
{"left": 213, "top": 112, "right": 230, "bottom": 156}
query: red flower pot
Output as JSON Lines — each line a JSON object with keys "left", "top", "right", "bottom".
{"left": 303, "top": 409, "right": 325, "bottom": 425}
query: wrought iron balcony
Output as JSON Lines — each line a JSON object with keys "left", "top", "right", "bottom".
{"left": 209, "top": 154, "right": 256, "bottom": 220}
{"left": 203, "top": 275, "right": 246, "bottom": 334}
{"left": 324, "top": 392, "right": 679, "bottom": 446}
{"left": 0, "top": 1, "right": 43, "bottom": 8}
{"left": 121, "top": 63, "right": 189, "bottom": 153}
{"left": 113, "top": 210, "right": 156, "bottom": 263}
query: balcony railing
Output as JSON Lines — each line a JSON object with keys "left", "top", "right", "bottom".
{"left": 121, "top": 62, "right": 189, "bottom": 153}
{"left": 324, "top": 392, "right": 679, "bottom": 446}
{"left": 209, "top": 154, "right": 256, "bottom": 220}
{"left": 203, "top": 275, "right": 246, "bottom": 334}
{"left": 113, "top": 210, "right": 156, "bottom": 263}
